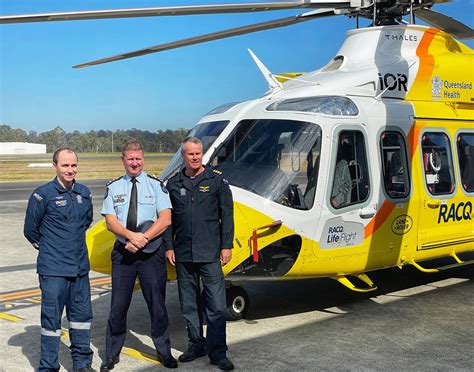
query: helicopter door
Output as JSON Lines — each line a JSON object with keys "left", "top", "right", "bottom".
{"left": 321, "top": 129, "right": 371, "bottom": 251}
{"left": 417, "top": 130, "right": 459, "bottom": 250}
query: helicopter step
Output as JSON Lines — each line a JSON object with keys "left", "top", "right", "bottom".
{"left": 332, "top": 273, "right": 378, "bottom": 293}
{"left": 407, "top": 253, "right": 474, "bottom": 273}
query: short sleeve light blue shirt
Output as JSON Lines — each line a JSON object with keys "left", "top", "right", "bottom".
{"left": 101, "top": 171, "right": 172, "bottom": 243}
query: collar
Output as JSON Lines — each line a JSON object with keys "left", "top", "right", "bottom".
{"left": 124, "top": 171, "right": 147, "bottom": 183}
{"left": 177, "top": 166, "right": 214, "bottom": 188}
{"left": 53, "top": 177, "right": 76, "bottom": 193}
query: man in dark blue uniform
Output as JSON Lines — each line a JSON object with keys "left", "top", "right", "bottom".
{"left": 24, "top": 147, "right": 94, "bottom": 372}
{"left": 164, "top": 137, "right": 235, "bottom": 371}
{"left": 100, "top": 139, "right": 177, "bottom": 370}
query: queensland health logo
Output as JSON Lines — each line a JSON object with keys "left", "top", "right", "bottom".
{"left": 431, "top": 76, "right": 442, "bottom": 100}
{"left": 432, "top": 76, "right": 472, "bottom": 101}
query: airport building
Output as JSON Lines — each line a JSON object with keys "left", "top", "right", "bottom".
{"left": 0, "top": 142, "right": 47, "bottom": 155}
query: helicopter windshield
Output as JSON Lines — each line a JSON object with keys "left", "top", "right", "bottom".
{"left": 161, "top": 120, "right": 229, "bottom": 179}
{"left": 210, "top": 119, "right": 322, "bottom": 210}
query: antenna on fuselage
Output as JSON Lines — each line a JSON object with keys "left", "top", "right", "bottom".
{"left": 375, "top": 61, "right": 417, "bottom": 100}
{"left": 247, "top": 48, "right": 282, "bottom": 92}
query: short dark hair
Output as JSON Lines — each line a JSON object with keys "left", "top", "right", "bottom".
{"left": 53, "top": 148, "right": 77, "bottom": 164}
{"left": 122, "top": 139, "right": 143, "bottom": 156}
{"left": 181, "top": 137, "right": 202, "bottom": 153}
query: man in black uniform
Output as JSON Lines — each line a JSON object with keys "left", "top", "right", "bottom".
{"left": 164, "top": 137, "right": 235, "bottom": 370}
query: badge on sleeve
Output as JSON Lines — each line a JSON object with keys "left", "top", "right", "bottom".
{"left": 33, "top": 192, "right": 43, "bottom": 202}
{"left": 223, "top": 178, "right": 229, "bottom": 185}
{"left": 160, "top": 183, "right": 168, "bottom": 194}
{"left": 104, "top": 188, "right": 109, "bottom": 200}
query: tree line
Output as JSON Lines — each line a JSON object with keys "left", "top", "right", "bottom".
{"left": 0, "top": 124, "right": 189, "bottom": 153}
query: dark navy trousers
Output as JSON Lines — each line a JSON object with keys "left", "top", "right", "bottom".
{"left": 105, "top": 242, "right": 171, "bottom": 360}
{"left": 38, "top": 274, "right": 93, "bottom": 371}
{"left": 176, "top": 261, "right": 228, "bottom": 361}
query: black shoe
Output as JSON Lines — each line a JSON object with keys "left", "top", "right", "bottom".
{"left": 210, "top": 357, "right": 235, "bottom": 371}
{"left": 178, "top": 349, "right": 206, "bottom": 363}
{"left": 74, "top": 368, "right": 96, "bottom": 372}
{"left": 157, "top": 354, "right": 178, "bottom": 369}
{"left": 100, "top": 356, "right": 120, "bottom": 371}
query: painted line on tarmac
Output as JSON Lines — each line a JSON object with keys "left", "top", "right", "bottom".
{"left": 0, "top": 263, "right": 36, "bottom": 273}
{"left": 0, "top": 199, "right": 28, "bottom": 204}
{"left": 0, "top": 276, "right": 112, "bottom": 311}
{"left": 0, "top": 312, "right": 23, "bottom": 322}
{"left": 122, "top": 347, "right": 161, "bottom": 365}
{"left": 59, "top": 329, "right": 161, "bottom": 366}
{"left": 0, "top": 288, "right": 41, "bottom": 301}
{"left": 62, "top": 329, "right": 70, "bottom": 340}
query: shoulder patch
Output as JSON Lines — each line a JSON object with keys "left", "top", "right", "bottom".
{"left": 160, "top": 183, "right": 169, "bottom": 194}
{"left": 213, "top": 169, "right": 222, "bottom": 175}
{"left": 106, "top": 176, "right": 123, "bottom": 186}
{"left": 33, "top": 192, "right": 43, "bottom": 202}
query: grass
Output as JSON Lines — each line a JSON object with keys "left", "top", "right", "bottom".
{"left": 0, "top": 153, "right": 174, "bottom": 182}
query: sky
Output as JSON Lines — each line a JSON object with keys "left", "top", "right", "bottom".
{"left": 0, "top": 0, "right": 473, "bottom": 133}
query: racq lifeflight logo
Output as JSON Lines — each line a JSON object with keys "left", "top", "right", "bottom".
{"left": 320, "top": 219, "right": 364, "bottom": 249}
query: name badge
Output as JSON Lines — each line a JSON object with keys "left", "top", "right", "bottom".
{"left": 113, "top": 194, "right": 126, "bottom": 204}
{"left": 55, "top": 199, "right": 67, "bottom": 207}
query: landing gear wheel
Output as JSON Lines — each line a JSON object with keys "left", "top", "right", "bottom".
{"left": 225, "top": 286, "right": 249, "bottom": 321}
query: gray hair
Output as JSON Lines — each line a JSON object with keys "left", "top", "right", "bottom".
{"left": 181, "top": 137, "right": 202, "bottom": 153}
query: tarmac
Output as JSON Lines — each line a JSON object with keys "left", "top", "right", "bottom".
{"left": 1, "top": 181, "right": 473, "bottom": 371}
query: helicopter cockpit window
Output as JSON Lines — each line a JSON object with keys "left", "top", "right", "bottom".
{"left": 456, "top": 133, "right": 474, "bottom": 193}
{"left": 421, "top": 132, "right": 455, "bottom": 195}
{"left": 205, "top": 102, "right": 242, "bottom": 116}
{"left": 330, "top": 130, "right": 370, "bottom": 209}
{"left": 266, "top": 96, "right": 358, "bottom": 116}
{"left": 209, "top": 119, "right": 322, "bottom": 210}
{"left": 380, "top": 131, "right": 410, "bottom": 199}
{"left": 161, "top": 120, "right": 229, "bottom": 180}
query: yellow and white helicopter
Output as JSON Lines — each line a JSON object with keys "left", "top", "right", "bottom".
{"left": 3, "top": 0, "right": 473, "bottom": 320}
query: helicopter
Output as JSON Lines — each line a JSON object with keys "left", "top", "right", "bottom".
{"left": 2, "top": 0, "right": 473, "bottom": 320}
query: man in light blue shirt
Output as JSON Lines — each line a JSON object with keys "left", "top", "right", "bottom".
{"left": 100, "top": 139, "right": 177, "bottom": 370}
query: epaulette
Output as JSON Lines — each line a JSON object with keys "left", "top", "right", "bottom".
{"left": 106, "top": 176, "right": 123, "bottom": 186}
{"left": 213, "top": 169, "right": 223, "bottom": 175}
{"left": 166, "top": 171, "right": 181, "bottom": 181}
{"left": 147, "top": 174, "right": 163, "bottom": 183}
{"left": 149, "top": 174, "right": 169, "bottom": 194}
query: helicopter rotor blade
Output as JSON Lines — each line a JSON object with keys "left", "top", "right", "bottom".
{"left": 415, "top": 8, "right": 474, "bottom": 39}
{"left": 0, "top": 1, "right": 351, "bottom": 24}
{"left": 73, "top": 9, "right": 338, "bottom": 69}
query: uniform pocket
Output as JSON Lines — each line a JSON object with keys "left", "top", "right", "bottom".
{"left": 113, "top": 201, "right": 127, "bottom": 220}
{"left": 172, "top": 193, "right": 188, "bottom": 213}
